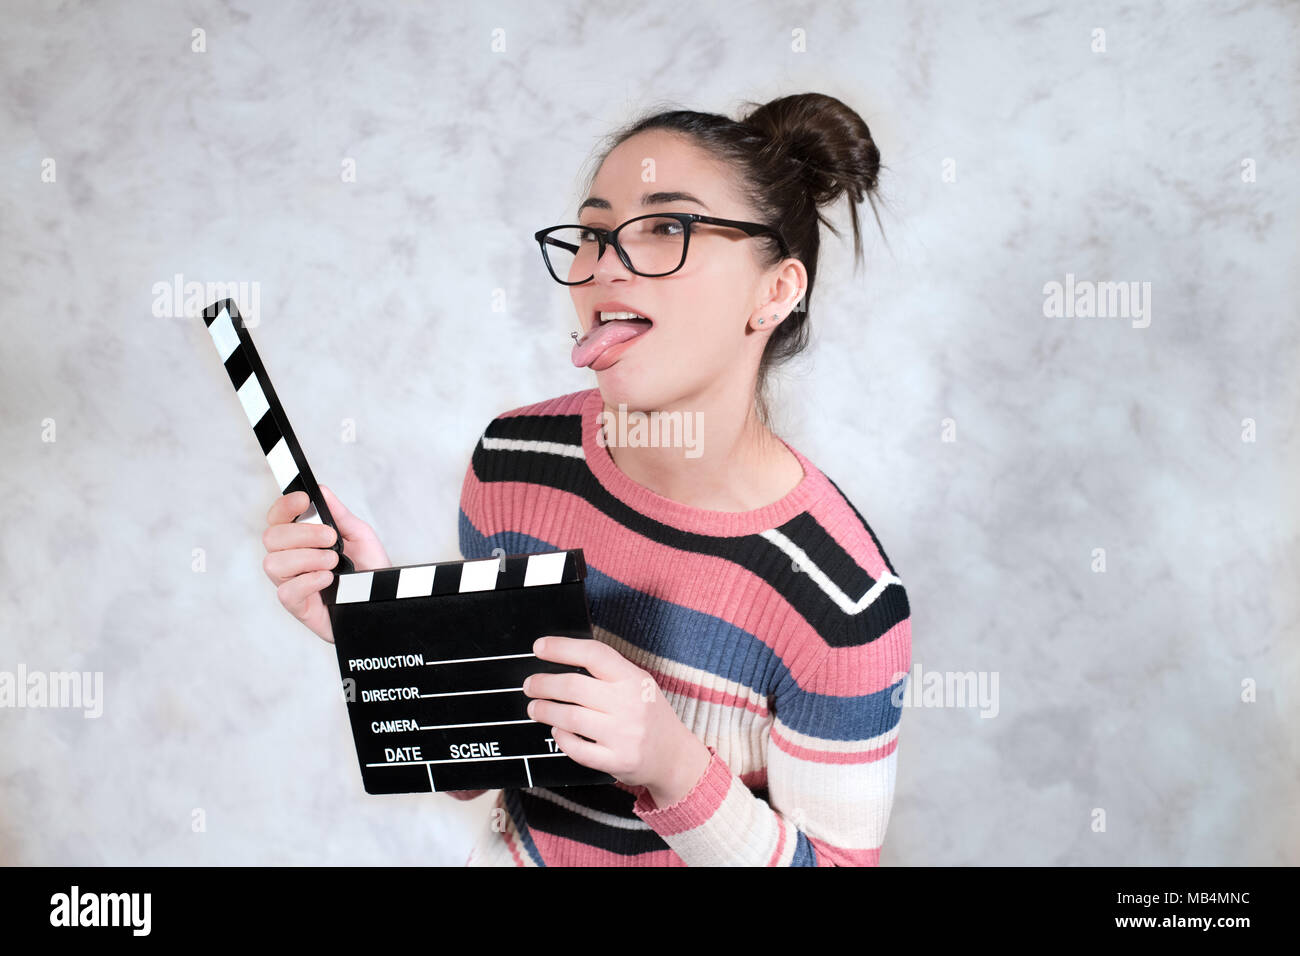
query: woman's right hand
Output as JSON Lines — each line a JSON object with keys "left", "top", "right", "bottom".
{"left": 262, "top": 484, "right": 391, "bottom": 644}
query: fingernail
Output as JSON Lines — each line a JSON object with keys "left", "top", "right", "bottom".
{"left": 522, "top": 676, "right": 532, "bottom": 694}
{"left": 534, "top": 637, "right": 546, "bottom": 654}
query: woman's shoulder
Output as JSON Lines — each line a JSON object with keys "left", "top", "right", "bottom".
{"left": 788, "top": 456, "right": 911, "bottom": 653}
{"left": 803, "top": 464, "right": 906, "bottom": 585}
{"left": 458, "top": 390, "right": 594, "bottom": 553}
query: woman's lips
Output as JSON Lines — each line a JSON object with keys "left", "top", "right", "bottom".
{"left": 571, "top": 317, "right": 653, "bottom": 368}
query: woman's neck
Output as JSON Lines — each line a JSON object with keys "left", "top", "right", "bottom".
{"left": 602, "top": 391, "right": 803, "bottom": 513}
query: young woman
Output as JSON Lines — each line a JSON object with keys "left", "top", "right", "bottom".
{"left": 262, "top": 92, "right": 912, "bottom": 866}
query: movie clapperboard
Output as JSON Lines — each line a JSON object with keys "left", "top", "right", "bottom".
{"left": 199, "top": 298, "right": 615, "bottom": 794}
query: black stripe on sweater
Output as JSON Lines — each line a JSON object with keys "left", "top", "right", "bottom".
{"left": 516, "top": 788, "right": 671, "bottom": 856}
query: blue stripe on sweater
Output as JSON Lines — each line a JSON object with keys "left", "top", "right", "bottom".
{"left": 791, "top": 830, "right": 818, "bottom": 866}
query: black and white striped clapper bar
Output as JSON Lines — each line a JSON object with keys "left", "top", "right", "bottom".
{"left": 199, "top": 298, "right": 614, "bottom": 794}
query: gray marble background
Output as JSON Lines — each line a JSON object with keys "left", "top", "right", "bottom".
{"left": 1, "top": 0, "right": 1296, "bottom": 866}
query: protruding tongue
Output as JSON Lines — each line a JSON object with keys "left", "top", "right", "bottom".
{"left": 571, "top": 319, "right": 653, "bottom": 368}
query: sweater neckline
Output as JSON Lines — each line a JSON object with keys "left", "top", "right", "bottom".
{"left": 579, "top": 387, "right": 828, "bottom": 536}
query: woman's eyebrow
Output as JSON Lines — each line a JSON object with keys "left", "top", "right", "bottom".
{"left": 578, "top": 191, "right": 709, "bottom": 214}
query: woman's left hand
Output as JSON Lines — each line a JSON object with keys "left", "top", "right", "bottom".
{"left": 523, "top": 635, "right": 711, "bottom": 800}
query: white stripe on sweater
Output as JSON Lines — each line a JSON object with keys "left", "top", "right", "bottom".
{"left": 482, "top": 436, "right": 585, "bottom": 458}
{"left": 759, "top": 528, "right": 902, "bottom": 615}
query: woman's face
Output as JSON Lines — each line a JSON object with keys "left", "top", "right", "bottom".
{"left": 568, "top": 129, "right": 799, "bottom": 412}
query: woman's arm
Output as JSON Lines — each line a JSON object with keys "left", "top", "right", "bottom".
{"left": 630, "top": 588, "right": 912, "bottom": 866}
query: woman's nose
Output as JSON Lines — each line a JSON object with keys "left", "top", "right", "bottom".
{"left": 592, "top": 241, "right": 634, "bottom": 279}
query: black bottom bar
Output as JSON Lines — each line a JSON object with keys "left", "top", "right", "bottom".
{"left": 1, "top": 865, "right": 1278, "bottom": 939}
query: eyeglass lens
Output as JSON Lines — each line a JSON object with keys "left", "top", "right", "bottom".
{"left": 543, "top": 216, "right": 687, "bottom": 283}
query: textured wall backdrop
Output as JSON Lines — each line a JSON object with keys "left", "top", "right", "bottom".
{"left": 1, "top": 0, "right": 1296, "bottom": 865}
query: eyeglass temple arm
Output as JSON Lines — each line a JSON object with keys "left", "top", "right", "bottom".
{"left": 692, "top": 214, "right": 790, "bottom": 257}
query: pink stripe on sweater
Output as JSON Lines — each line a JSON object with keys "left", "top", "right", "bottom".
{"left": 807, "top": 837, "right": 881, "bottom": 867}
{"left": 529, "top": 829, "right": 691, "bottom": 866}
{"left": 642, "top": 664, "right": 771, "bottom": 719}
{"left": 770, "top": 724, "right": 900, "bottom": 764}
{"left": 504, "top": 825, "right": 528, "bottom": 866}
{"left": 494, "top": 391, "right": 588, "bottom": 420}
{"left": 800, "top": 619, "right": 912, "bottom": 697}
{"left": 768, "top": 817, "right": 788, "bottom": 865}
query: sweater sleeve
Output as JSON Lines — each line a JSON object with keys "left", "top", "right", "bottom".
{"left": 630, "top": 583, "right": 911, "bottom": 866}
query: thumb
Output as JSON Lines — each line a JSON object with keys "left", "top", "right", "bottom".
{"left": 318, "top": 484, "right": 367, "bottom": 540}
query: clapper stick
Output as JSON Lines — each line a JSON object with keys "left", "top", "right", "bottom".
{"left": 196, "top": 297, "right": 613, "bottom": 794}
{"left": 200, "top": 298, "right": 353, "bottom": 579}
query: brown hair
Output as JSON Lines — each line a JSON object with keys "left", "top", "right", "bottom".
{"left": 581, "top": 92, "right": 887, "bottom": 429}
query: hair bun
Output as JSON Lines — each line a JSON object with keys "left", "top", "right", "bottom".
{"left": 741, "top": 93, "right": 881, "bottom": 207}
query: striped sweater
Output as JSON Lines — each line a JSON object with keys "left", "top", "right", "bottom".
{"left": 449, "top": 387, "right": 911, "bottom": 866}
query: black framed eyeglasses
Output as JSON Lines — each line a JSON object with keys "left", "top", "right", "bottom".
{"left": 533, "top": 212, "right": 791, "bottom": 286}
